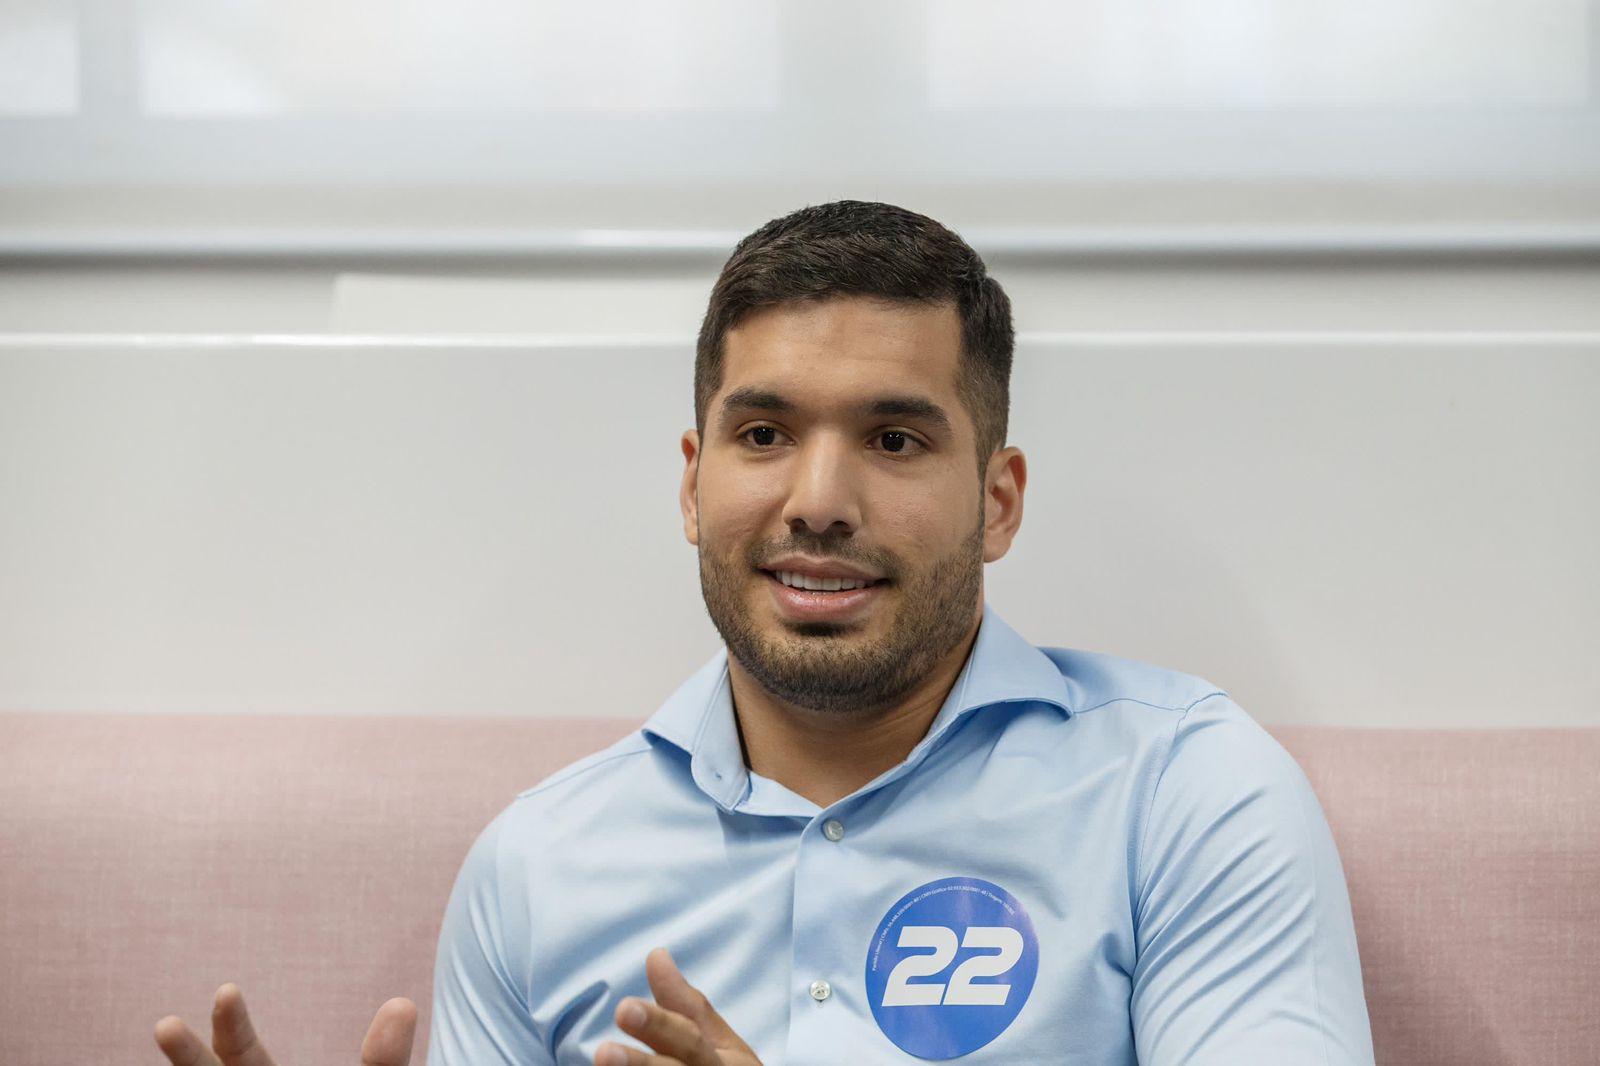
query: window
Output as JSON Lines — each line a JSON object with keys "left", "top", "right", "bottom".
{"left": 3, "top": 1, "right": 1596, "bottom": 237}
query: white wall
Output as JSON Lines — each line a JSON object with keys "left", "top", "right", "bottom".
{"left": 3, "top": 278, "right": 1596, "bottom": 726}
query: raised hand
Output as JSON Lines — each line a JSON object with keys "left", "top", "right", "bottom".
{"left": 595, "top": 947, "right": 762, "bottom": 1066}
{"left": 154, "top": 982, "right": 417, "bottom": 1066}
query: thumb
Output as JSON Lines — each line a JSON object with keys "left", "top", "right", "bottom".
{"left": 360, "top": 997, "right": 417, "bottom": 1066}
{"left": 644, "top": 947, "right": 755, "bottom": 1055}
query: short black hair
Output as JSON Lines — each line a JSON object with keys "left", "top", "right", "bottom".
{"left": 695, "top": 200, "right": 1014, "bottom": 472}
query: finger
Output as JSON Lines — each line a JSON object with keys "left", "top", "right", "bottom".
{"left": 614, "top": 995, "right": 717, "bottom": 1065}
{"left": 361, "top": 997, "right": 419, "bottom": 1066}
{"left": 593, "top": 1038, "right": 684, "bottom": 1066}
{"left": 645, "top": 948, "right": 756, "bottom": 1055}
{"left": 152, "top": 1015, "right": 224, "bottom": 1066}
{"left": 210, "top": 983, "right": 277, "bottom": 1066}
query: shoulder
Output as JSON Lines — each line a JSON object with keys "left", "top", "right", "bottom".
{"left": 456, "top": 729, "right": 659, "bottom": 872}
{"left": 1036, "top": 645, "right": 1295, "bottom": 780}
{"left": 515, "top": 729, "right": 657, "bottom": 802}
{"left": 1156, "top": 690, "right": 1303, "bottom": 787}
{"left": 486, "top": 728, "right": 670, "bottom": 848}
{"left": 1026, "top": 646, "right": 1309, "bottom": 865}
{"left": 1026, "top": 645, "right": 1235, "bottom": 768}
{"left": 1039, "top": 644, "right": 1227, "bottom": 722}
{"left": 1133, "top": 689, "right": 1327, "bottom": 900}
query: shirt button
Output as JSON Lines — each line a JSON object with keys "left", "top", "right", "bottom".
{"left": 822, "top": 818, "right": 845, "bottom": 842}
{"left": 809, "top": 979, "right": 832, "bottom": 1002}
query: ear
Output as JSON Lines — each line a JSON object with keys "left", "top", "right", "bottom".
{"left": 981, "top": 445, "right": 1027, "bottom": 564}
{"left": 680, "top": 429, "right": 701, "bottom": 547}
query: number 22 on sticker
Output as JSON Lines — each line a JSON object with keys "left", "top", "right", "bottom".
{"left": 881, "top": 925, "right": 1024, "bottom": 1007}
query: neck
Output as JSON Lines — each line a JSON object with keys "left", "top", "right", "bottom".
{"left": 727, "top": 614, "right": 981, "bottom": 809}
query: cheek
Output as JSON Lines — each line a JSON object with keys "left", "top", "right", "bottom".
{"left": 698, "top": 485, "right": 773, "bottom": 554}
{"left": 880, "top": 486, "right": 971, "bottom": 563}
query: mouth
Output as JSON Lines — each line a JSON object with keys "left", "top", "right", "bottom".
{"left": 757, "top": 567, "right": 889, "bottom": 589}
{"left": 757, "top": 568, "right": 890, "bottom": 620}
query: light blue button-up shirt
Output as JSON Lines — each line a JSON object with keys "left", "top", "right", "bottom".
{"left": 428, "top": 602, "right": 1374, "bottom": 1064}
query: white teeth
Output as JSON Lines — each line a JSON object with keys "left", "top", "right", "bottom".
{"left": 776, "top": 570, "right": 873, "bottom": 592}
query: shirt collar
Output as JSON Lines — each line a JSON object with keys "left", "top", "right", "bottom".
{"left": 641, "top": 600, "right": 1075, "bottom": 813}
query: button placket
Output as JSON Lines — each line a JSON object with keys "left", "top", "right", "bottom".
{"left": 785, "top": 807, "right": 866, "bottom": 1061}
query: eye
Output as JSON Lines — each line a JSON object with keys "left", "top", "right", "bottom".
{"left": 738, "top": 425, "right": 790, "bottom": 449}
{"left": 874, "top": 430, "right": 927, "bottom": 456}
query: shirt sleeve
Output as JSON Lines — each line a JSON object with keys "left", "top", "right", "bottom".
{"left": 427, "top": 803, "right": 554, "bottom": 1066}
{"left": 1130, "top": 693, "right": 1374, "bottom": 1065}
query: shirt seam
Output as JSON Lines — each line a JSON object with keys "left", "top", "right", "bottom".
{"left": 1132, "top": 689, "right": 1227, "bottom": 909}
{"left": 517, "top": 743, "right": 651, "bottom": 800}
{"left": 1080, "top": 692, "right": 1222, "bottom": 718}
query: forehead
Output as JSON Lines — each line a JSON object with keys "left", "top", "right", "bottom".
{"left": 719, "top": 295, "right": 963, "bottom": 401}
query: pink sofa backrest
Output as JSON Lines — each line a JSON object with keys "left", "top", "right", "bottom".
{"left": 2, "top": 713, "right": 1596, "bottom": 1065}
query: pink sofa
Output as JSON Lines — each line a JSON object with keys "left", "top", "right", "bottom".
{"left": 2, "top": 712, "right": 1596, "bottom": 1065}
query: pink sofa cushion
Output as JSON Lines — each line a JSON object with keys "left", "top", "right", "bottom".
{"left": 1271, "top": 725, "right": 1600, "bottom": 1064}
{"left": 1, "top": 713, "right": 1596, "bottom": 1065}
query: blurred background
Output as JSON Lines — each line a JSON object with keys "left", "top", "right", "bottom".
{"left": 1, "top": 0, "right": 1596, "bottom": 726}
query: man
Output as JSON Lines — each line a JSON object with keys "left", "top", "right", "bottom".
{"left": 154, "top": 200, "right": 1375, "bottom": 1065}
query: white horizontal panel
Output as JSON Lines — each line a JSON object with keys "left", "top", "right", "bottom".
{"left": 0, "top": 340, "right": 1595, "bottom": 726}
{"left": 7, "top": 224, "right": 1600, "bottom": 262}
{"left": 5, "top": 332, "right": 1600, "bottom": 349}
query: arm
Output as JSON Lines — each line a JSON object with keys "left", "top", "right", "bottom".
{"left": 1130, "top": 694, "right": 1374, "bottom": 1065}
{"left": 427, "top": 805, "right": 554, "bottom": 1066}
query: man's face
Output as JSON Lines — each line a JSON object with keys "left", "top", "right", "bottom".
{"left": 680, "top": 295, "right": 995, "bottom": 718}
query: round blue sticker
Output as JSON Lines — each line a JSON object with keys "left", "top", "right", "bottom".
{"left": 864, "top": 876, "right": 1039, "bottom": 1060}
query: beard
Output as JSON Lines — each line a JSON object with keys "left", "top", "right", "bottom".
{"left": 696, "top": 503, "right": 985, "bottom": 718}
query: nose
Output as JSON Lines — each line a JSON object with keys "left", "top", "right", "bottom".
{"left": 780, "top": 432, "right": 863, "bottom": 536}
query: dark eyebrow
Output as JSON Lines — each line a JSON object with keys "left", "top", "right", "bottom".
{"left": 717, "top": 386, "right": 953, "bottom": 436}
{"left": 718, "top": 387, "right": 794, "bottom": 421}
{"left": 867, "top": 395, "right": 955, "bottom": 436}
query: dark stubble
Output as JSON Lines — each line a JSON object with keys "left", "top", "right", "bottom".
{"left": 697, "top": 496, "right": 985, "bottom": 718}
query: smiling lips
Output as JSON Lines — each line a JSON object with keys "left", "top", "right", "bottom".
{"left": 768, "top": 569, "right": 881, "bottom": 592}
{"left": 761, "top": 568, "right": 887, "bottom": 620}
